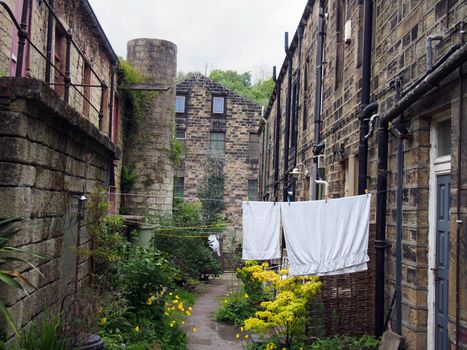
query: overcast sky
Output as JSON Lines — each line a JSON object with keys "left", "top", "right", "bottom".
{"left": 87, "top": 0, "right": 307, "bottom": 79}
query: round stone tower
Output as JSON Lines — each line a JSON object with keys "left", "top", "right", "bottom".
{"left": 125, "top": 38, "right": 177, "bottom": 215}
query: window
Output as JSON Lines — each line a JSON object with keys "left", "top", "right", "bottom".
{"left": 176, "top": 129, "right": 186, "bottom": 157}
{"left": 175, "top": 95, "right": 186, "bottom": 114}
{"left": 437, "top": 119, "right": 451, "bottom": 157}
{"left": 210, "top": 132, "right": 225, "bottom": 155}
{"left": 54, "top": 27, "right": 67, "bottom": 97}
{"left": 212, "top": 96, "right": 225, "bottom": 114}
{"left": 173, "top": 177, "right": 184, "bottom": 199}
{"left": 248, "top": 180, "right": 258, "bottom": 201}
{"left": 176, "top": 129, "right": 186, "bottom": 140}
{"left": 248, "top": 132, "right": 259, "bottom": 159}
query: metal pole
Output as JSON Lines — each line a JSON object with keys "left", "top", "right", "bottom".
{"left": 64, "top": 29, "right": 72, "bottom": 103}
{"left": 15, "top": 0, "right": 30, "bottom": 77}
{"left": 357, "top": 0, "right": 374, "bottom": 195}
{"left": 311, "top": 0, "right": 326, "bottom": 200}
{"left": 283, "top": 32, "right": 292, "bottom": 201}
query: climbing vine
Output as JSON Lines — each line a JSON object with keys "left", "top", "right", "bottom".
{"left": 117, "top": 59, "right": 157, "bottom": 148}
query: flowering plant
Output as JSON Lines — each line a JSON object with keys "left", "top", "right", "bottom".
{"left": 241, "top": 262, "right": 322, "bottom": 349}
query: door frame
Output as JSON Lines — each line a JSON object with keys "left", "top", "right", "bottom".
{"left": 428, "top": 116, "right": 451, "bottom": 350}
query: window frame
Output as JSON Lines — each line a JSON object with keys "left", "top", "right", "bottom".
{"left": 210, "top": 131, "right": 226, "bottom": 156}
{"left": 248, "top": 179, "right": 259, "bottom": 201}
{"left": 211, "top": 95, "right": 226, "bottom": 115}
{"left": 175, "top": 94, "right": 187, "bottom": 114}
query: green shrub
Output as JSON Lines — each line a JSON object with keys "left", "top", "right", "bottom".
{"left": 152, "top": 200, "right": 222, "bottom": 281}
{"left": 118, "top": 247, "right": 179, "bottom": 310}
{"left": 215, "top": 290, "right": 256, "bottom": 326}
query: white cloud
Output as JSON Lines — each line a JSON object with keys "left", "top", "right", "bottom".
{"left": 88, "top": 0, "right": 307, "bottom": 76}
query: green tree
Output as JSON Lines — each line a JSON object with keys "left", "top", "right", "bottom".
{"left": 178, "top": 69, "right": 274, "bottom": 107}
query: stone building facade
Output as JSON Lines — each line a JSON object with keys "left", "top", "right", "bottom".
{"left": 258, "top": 0, "right": 466, "bottom": 349}
{"left": 175, "top": 74, "right": 262, "bottom": 254}
{"left": 0, "top": 0, "right": 121, "bottom": 338}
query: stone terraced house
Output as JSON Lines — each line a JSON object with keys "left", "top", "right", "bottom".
{"left": 258, "top": 0, "right": 466, "bottom": 349}
{"left": 175, "top": 74, "right": 263, "bottom": 263}
{"left": 0, "top": 0, "right": 121, "bottom": 339}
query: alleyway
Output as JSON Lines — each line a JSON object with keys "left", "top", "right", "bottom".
{"left": 186, "top": 273, "right": 245, "bottom": 350}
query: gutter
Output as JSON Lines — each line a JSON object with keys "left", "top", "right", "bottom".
{"left": 81, "top": 0, "right": 118, "bottom": 64}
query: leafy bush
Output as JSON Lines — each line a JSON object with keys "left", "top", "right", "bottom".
{"left": 152, "top": 200, "right": 222, "bottom": 281}
{"left": 118, "top": 247, "right": 179, "bottom": 310}
{"left": 241, "top": 262, "right": 322, "bottom": 349}
{"left": 310, "top": 335, "right": 380, "bottom": 350}
{"left": 216, "top": 290, "right": 256, "bottom": 326}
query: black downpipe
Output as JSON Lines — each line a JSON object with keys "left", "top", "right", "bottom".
{"left": 45, "top": 0, "right": 54, "bottom": 83}
{"left": 283, "top": 32, "right": 292, "bottom": 201}
{"left": 290, "top": 28, "right": 303, "bottom": 201}
{"left": 455, "top": 21, "right": 464, "bottom": 350}
{"left": 395, "top": 117, "right": 404, "bottom": 336}
{"left": 273, "top": 66, "right": 281, "bottom": 201}
{"left": 375, "top": 119, "right": 389, "bottom": 337}
{"left": 311, "top": 0, "right": 325, "bottom": 200}
{"left": 373, "top": 38, "right": 467, "bottom": 339}
{"left": 64, "top": 29, "right": 72, "bottom": 103}
{"left": 358, "top": 0, "right": 374, "bottom": 195}
{"left": 108, "top": 65, "right": 116, "bottom": 141}
{"left": 15, "top": 0, "right": 30, "bottom": 77}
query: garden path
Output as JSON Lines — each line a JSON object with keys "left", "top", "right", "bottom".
{"left": 185, "top": 273, "right": 246, "bottom": 350}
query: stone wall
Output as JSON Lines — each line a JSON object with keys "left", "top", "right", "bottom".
{"left": 176, "top": 74, "right": 262, "bottom": 254}
{"left": 0, "top": 78, "right": 120, "bottom": 339}
{"left": 0, "top": 0, "right": 118, "bottom": 137}
{"left": 259, "top": 0, "right": 466, "bottom": 348}
{"left": 125, "top": 38, "right": 177, "bottom": 215}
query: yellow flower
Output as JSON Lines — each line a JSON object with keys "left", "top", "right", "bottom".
{"left": 240, "top": 326, "right": 244, "bottom": 332}
{"left": 169, "top": 292, "right": 173, "bottom": 296}
{"left": 100, "top": 317, "right": 107, "bottom": 325}
{"left": 134, "top": 325, "right": 140, "bottom": 333}
{"left": 192, "top": 327, "right": 197, "bottom": 333}
{"left": 188, "top": 306, "right": 192, "bottom": 311}
{"left": 236, "top": 334, "right": 240, "bottom": 339}
{"left": 181, "top": 321, "right": 185, "bottom": 325}
{"left": 186, "top": 311, "right": 191, "bottom": 316}
{"left": 244, "top": 293, "right": 249, "bottom": 299}
{"left": 244, "top": 334, "right": 249, "bottom": 339}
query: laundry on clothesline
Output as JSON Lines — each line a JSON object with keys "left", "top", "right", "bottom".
{"left": 208, "top": 234, "right": 221, "bottom": 256}
{"left": 241, "top": 194, "right": 371, "bottom": 277}
{"left": 242, "top": 201, "right": 282, "bottom": 261}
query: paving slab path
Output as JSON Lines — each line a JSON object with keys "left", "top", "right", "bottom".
{"left": 185, "top": 273, "right": 246, "bottom": 350}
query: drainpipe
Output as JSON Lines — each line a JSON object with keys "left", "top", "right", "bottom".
{"left": 426, "top": 35, "right": 444, "bottom": 73}
{"left": 290, "top": 27, "right": 303, "bottom": 201}
{"left": 45, "top": 0, "right": 54, "bottom": 83}
{"left": 261, "top": 111, "right": 268, "bottom": 200}
{"left": 455, "top": 21, "right": 464, "bottom": 350}
{"left": 108, "top": 65, "right": 116, "bottom": 141}
{"left": 373, "top": 40, "right": 467, "bottom": 337}
{"left": 311, "top": 0, "right": 326, "bottom": 200}
{"left": 273, "top": 66, "right": 281, "bottom": 201}
{"left": 283, "top": 32, "right": 292, "bottom": 201}
{"left": 374, "top": 116, "right": 389, "bottom": 337}
{"left": 15, "top": 0, "right": 30, "bottom": 77}
{"left": 358, "top": 0, "right": 375, "bottom": 195}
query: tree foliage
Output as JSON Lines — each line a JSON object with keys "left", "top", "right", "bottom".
{"left": 177, "top": 69, "right": 274, "bottom": 107}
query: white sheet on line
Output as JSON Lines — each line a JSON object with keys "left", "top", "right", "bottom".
{"left": 280, "top": 194, "right": 371, "bottom": 276}
{"left": 242, "top": 201, "right": 281, "bottom": 260}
